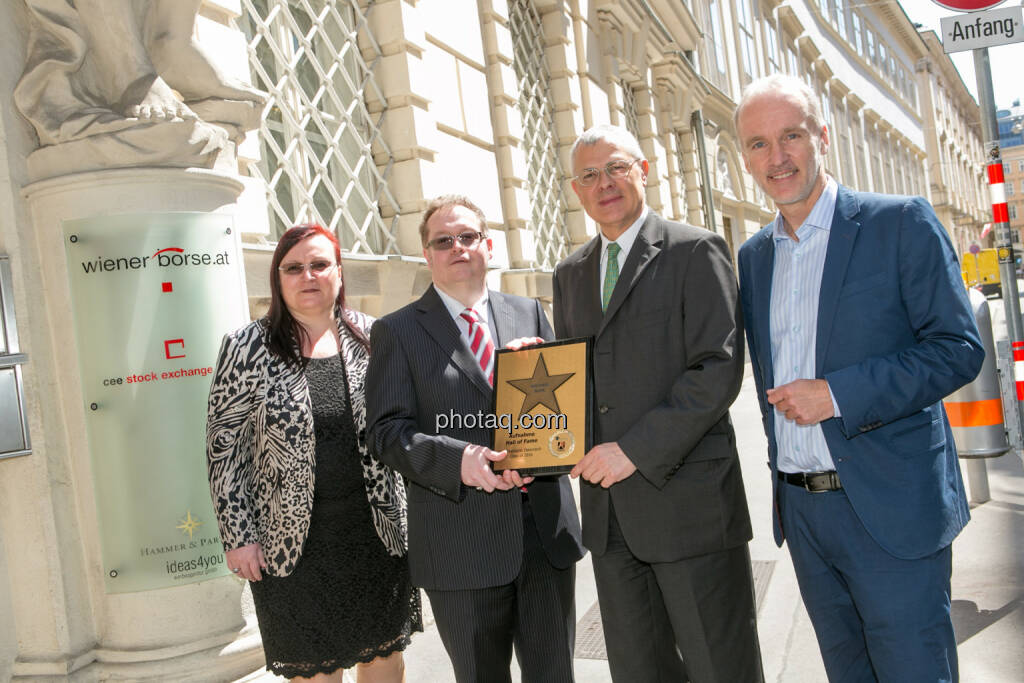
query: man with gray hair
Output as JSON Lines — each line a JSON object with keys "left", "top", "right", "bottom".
{"left": 735, "top": 73, "right": 983, "bottom": 681}
{"left": 553, "top": 125, "right": 763, "bottom": 682}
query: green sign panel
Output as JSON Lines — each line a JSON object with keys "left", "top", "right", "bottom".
{"left": 64, "top": 212, "right": 247, "bottom": 593}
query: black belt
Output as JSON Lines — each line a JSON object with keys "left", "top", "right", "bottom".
{"left": 777, "top": 470, "right": 842, "bottom": 492}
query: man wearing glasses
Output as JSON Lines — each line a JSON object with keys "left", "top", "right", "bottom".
{"left": 366, "top": 195, "right": 584, "bottom": 682}
{"left": 552, "top": 125, "right": 763, "bottom": 682}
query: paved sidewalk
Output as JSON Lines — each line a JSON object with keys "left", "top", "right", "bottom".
{"left": 241, "top": 364, "right": 1024, "bottom": 682}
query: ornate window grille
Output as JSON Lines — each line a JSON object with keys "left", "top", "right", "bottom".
{"left": 622, "top": 84, "right": 641, "bottom": 141}
{"left": 509, "top": 0, "right": 571, "bottom": 269}
{"left": 239, "top": 0, "right": 400, "bottom": 253}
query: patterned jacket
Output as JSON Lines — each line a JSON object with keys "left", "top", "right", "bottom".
{"left": 206, "top": 309, "right": 408, "bottom": 576}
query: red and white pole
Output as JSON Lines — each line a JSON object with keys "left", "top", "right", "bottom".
{"left": 1013, "top": 341, "right": 1024, "bottom": 401}
{"left": 987, "top": 161, "right": 1009, "bottom": 228}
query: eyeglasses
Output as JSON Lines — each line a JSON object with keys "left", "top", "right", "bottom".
{"left": 572, "top": 159, "right": 641, "bottom": 187}
{"left": 425, "top": 230, "right": 486, "bottom": 251}
{"left": 278, "top": 260, "right": 337, "bottom": 276}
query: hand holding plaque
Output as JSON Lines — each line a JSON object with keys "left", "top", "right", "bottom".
{"left": 491, "top": 338, "right": 592, "bottom": 476}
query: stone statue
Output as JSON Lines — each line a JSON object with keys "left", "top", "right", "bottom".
{"left": 716, "top": 148, "right": 734, "bottom": 198}
{"left": 15, "top": 0, "right": 266, "bottom": 178}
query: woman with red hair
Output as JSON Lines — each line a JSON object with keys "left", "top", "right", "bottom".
{"left": 207, "top": 225, "right": 420, "bottom": 682}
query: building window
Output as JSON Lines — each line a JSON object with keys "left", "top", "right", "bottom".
{"left": 869, "top": 128, "right": 883, "bottom": 193}
{"left": 622, "top": 83, "right": 641, "bottom": 140}
{"left": 1010, "top": 183, "right": 1017, "bottom": 196}
{"left": 895, "top": 146, "right": 907, "bottom": 195}
{"left": 1018, "top": 160, "right": 1024, "bottom": 173}
{"left": 865, "top": 29, "right": 876, "bottom": 65}
{"left": 241, "top": 0, "right": 399, "bottom": 252}
{"left": 784, "top": 38, "right": 800, "bottom": 76}
{"left": 883, "top": 137, "right": 895, "bottom": 193}
{"left": 736, "top": 0, "right": 759, "bottom": 83}
{"left": 509, "top": 0, "right": 571, "bottom": 269}
{"left": 830, "top": 0, "right": 846, "bottom": 37}
{"left": 850, "top": 12, "right": 863, "bottom": 55}
{"left": 820, "top": 89, "right": 832, "bottom": 131}
{"left": 763, "top": 19, "right": 780, "bottom": 76}
{"left": 837, "top": 101, "right": 853, "bottom": 185}
{"left": 1005, "top": 163, "right": 1012, "bottom": 175}
{"left": 912, "top": 156, "right": 924, "bottom": 195}
{"left": 703, "top": 0, "right": 730, "bottom": 92}
{"left": 852, "top": 111, "right": 868, "bottom": 188}
{"left": 1011, "top": 204, "right": 1018, "bottom": 220}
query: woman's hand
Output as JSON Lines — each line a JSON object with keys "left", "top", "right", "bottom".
{"left": 226, "top": 543, "right": 267, "bottom": 581}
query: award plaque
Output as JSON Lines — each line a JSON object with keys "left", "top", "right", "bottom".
{"left": 491, "top": 337, "right": 592, "bottom": 475}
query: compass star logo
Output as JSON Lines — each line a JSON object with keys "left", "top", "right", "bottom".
{"left": 176, "top": 510, "right": 203, "bottom": 540}
{"left": 506, "top": 353, "right": 574, "bottom": 416}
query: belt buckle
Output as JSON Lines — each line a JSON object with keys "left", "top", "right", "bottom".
{"left": 804, "top": 471, "right": 827, "bottom": 493}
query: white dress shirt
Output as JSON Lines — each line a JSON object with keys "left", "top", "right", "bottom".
{"left": 435, "top": 287, "right": 490, "bottom": 348}
{"left": 770, "top": 177, "right": 842, "bottom": 474}
{"left": 599, "top": 207, "right": 649, "bottom": 299}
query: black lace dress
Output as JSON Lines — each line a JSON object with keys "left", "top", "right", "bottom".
{"left": 249, "top": 354, "right": 422, "bottom": 678}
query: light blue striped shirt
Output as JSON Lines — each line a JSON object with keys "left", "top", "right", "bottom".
{"left": 770, "top": 177, "right": 838, "bottom": 473}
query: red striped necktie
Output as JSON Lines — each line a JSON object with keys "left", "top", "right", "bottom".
{"left": 460, "top": 308, "right": 495, "bottom": 386}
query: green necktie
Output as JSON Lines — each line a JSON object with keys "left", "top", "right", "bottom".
{"left": 602, "top": 242, "right": 621, "bottom": 312}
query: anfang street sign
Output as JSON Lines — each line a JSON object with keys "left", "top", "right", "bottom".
{"left": 940, "top": 5, "right": 1024, "bottom": 53}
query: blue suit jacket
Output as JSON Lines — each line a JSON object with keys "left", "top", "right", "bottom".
{"left": 737, "top": 185, "right": 984, "bottom": 560}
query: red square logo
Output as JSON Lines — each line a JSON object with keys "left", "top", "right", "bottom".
{"left": 162, "top": 282, "right": 173, "bottom": 292}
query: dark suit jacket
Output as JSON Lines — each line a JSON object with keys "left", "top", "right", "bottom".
{"left": 737, "top": 186, "right": 984, "bottom": 560}
{"left": 552, "top": 212, "right": 752, "bottom": 563}
{"left": 366, "top": 285, "right": 584, "bottom": 591}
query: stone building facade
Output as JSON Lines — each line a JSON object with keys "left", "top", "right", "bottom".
{"left": 0, "top": 0, "right": 993, "bottom": 679}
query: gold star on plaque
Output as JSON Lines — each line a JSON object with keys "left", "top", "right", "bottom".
{"left": 176, "top": 510, "right": 202, "bottom": 540}
{"left": 506, "top": 353, "right": 574, "bottom": 416}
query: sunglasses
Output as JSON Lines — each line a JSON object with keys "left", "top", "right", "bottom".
{"left": 425, "top": 230, "right": 486, "bottom": 251}
{"left": 572, "top": 159, "right": 641, "bottom": 187}
{"left": 278, "top": 260, "right": 337, "bottom": 276}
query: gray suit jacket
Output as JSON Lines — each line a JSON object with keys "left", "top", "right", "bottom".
{"left": 552, "top": 212, "right": 752, "bottom": 562}
{"left": 366, "top": 285, "right": 584, "bottom": 590}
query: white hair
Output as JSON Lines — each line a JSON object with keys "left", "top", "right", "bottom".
{"left": 570, "top": 124, "right": 644, "bottom": 165}
{"left": 734, "top": 74, "right": 825, "bottom": 135}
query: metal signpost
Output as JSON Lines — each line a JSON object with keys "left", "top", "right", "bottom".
{"left": 936, "top": 0, "right": 1024, "bottom": 454}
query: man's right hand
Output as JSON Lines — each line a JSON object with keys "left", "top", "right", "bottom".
{"left": 461, "top": 443, "right": 515, "bottom": 492}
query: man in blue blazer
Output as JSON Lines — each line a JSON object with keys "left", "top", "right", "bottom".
{"left": 735, "top": 74, "right": 984, "bottom": 682}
